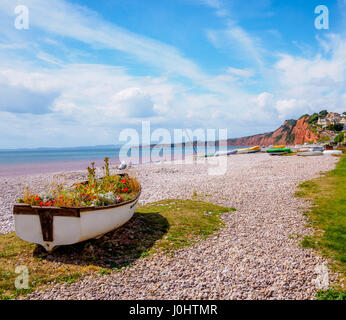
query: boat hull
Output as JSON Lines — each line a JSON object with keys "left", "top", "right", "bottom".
{"left": 266, "top": 148, "right": 291, "bottom": 153}
{"left": 236, "top": 148, "right": 249, "bottom": 154}
{"left": 14, "top": 193, "right": 140, "bottom": 252}
{"left": 237, "top": 146, "right": 260, "bottom": 154}
{"left": 297, "top": 151, "right": 323, "bottom": 156}
{"left": 323, "top": 150, "right": 343, "bottom": 155}
{"left": 269, "top": 152, "right": 288, "bottom": 156}
{"left": 214, "top": 149, "right": 237, "bottom": 156}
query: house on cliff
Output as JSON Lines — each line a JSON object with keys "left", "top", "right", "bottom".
{"left": 317, "top": 118, "right": 328, "bottom": 127}
{"left": 317, "top": 112, "right": 346, "bottom": 128}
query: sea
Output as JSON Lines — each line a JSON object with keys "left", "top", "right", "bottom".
{"left": 0, "top": 145, "right": 242, "bottom": 177}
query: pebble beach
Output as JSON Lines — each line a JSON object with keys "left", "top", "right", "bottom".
{"left": 0, "top": 153, "right": 340, "bottom": 299}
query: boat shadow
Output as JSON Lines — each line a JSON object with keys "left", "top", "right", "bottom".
{"left": 33, "top": 212, "right": 169, "bottom": 269}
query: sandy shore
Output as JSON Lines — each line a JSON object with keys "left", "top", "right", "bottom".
{"left": 0, "top": 153, "right": 340, "bottom": 299}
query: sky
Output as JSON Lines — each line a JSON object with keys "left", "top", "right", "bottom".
{"left": 0, "top": 0, "right": 346, "bottom": 148}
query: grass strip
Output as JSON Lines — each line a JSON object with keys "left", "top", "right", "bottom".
{"left": 296, "top": 155, "right": 346, "bottom": 299}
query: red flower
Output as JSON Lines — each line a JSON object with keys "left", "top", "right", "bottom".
{"left": 123, "top": 188, "right": 128, "bottom": 192}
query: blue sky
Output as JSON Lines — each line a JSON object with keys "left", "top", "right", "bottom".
{"left": 0, "top": 0, "right": 346, "bottom": 148}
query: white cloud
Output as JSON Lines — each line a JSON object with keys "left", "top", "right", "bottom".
{"left": 0, "top": 57, "right": 270, "bottom": 147}
{"left": 272, "top": 34, "right": 346, "bottom": 119}
{"left": 105, "top": 88, "right": 156, "bottom": 118}
{"left": 207, "top": 23, "right": 264, "bottom": 69}
{"left": 227, "top": 67, "right": 254, "bottom": 78}
{"left": 275, "top": 99, "right": 307, "bottom": 119}
{"left": 255, "top": 92, "right": 274, "bottom": 108}
{"left": 0, "top": 83, "right": 59, "bottom": 114}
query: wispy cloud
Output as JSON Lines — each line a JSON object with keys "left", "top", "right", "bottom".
{"left": 192, "top": 0, "right": 229, "bottom": 16}
{"left": 36, "top": 51, "right": 64, "bottom": 66}
{"left": 207, "top": 24, "right": 265, "bottom": 69}
{"left": 200, "top": 0, "right": 266, "bottom": 71}
{"left": 227, "top": 67, "right": 254, "bottom": 78}
{"left": 1, "top": 0, "right": 203, "bottom": 80}
{"left": 0, "top": 0, "right": 346, "bottom": 148}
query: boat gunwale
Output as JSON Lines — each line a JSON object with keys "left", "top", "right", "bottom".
{"left": 13, "top": 175, "right": 141, "bottom": 217}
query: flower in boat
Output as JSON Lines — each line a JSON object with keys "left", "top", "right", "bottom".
{"left": 17, "top": 158, "right": 140, "bottom": 208}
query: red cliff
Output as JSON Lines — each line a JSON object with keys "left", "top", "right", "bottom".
{"left": 227, "top": 116, "right": 319, "bottom": 146}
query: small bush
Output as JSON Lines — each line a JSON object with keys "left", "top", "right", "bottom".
{"left": 308, "top": 113, "right": 319, "bottom": 124}
{"left": 334, "top": 132, "right": 344, "bottom": 143}
{"left": 319, "top": 110, "right": 328, "bottom": 118}
{"left": 319, "top": 136, "right": 331, "bottom": 142}
{"left": 328, "top": 123, "right": 344, "bottom": 132}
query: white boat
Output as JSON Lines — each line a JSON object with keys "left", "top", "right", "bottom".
{"left": 13, "top": 190, "right": 141, "bottom": 252}
{"left": 214, "top": 149, "right": 237, "bottom": 157}
{"left": 323, "top": 150, "right": 343, "bottom": 155}
{"left": 311, "top": 147, "right": 324, "bottom": 152}
{"left": 236, "top": 148, "right": 249, "bottom": 154}
{"left": 297, "top": 151, "right": 323, "bottom": 156}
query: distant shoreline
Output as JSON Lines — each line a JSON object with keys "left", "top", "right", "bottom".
{"left": 0, "top": 145, "right": 245, "bottom": 177}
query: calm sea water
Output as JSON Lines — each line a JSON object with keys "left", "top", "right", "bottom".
{"left": 0, "top": 146, "right": 122, "bottom": 165}
{"left": 0, "top": 145, "right": 241, "bottom": 177}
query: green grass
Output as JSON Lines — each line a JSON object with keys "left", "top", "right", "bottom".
{"left": 55, "top": 272, "right": 82, "bottom": 285}
{"left": 134, "top": 199, "right": 234, "bottom": 253}
{"left": 316, "top": 289, "right": 346, "bottom": 300}
{"left": 0, "top": 199, "right": 234, "bottom": 299}
{"left": 98, "top": 268, "right": 111, "bottom": 275}
{"left": 296, "top": 155, "right": 346, "bottom": 298}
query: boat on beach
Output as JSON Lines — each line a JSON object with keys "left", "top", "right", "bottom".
{"left": 214, "top": 149, "right": 237, "bottom": 157}
{"left": 236, "top": 146, "right": 261, "bottom": 154}
{"left": 297, "top": 151, "right": 323, "bottom": 156}
{"left": 266, "top": 148, "right": 291, "bottom": 155}
{"left": 13, "top": 176, "right": 141, "bottom": 252}
{"left": 205, "top": 146, "right": 260, "bottom": 157}
{"left": 323, "top": 150, "right": 343, "bottom": 155}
